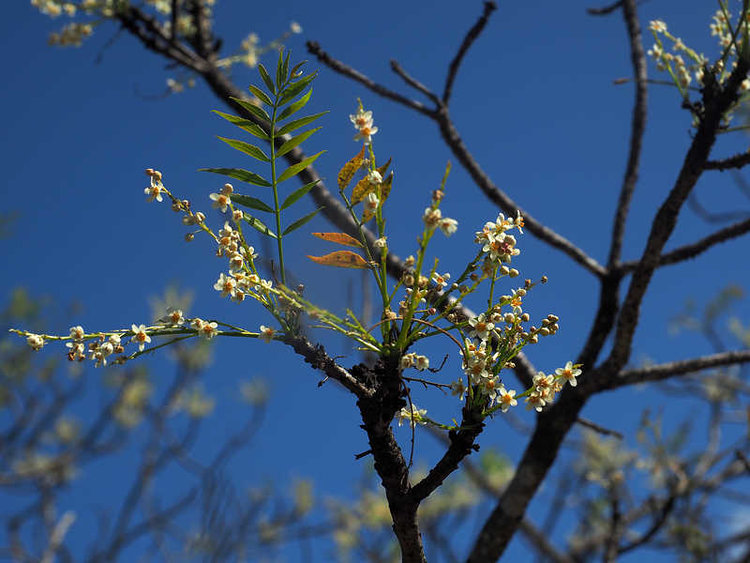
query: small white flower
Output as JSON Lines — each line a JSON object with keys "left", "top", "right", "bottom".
{"left": 69, "top": 326, "right": 85, "bottom": 340}
{"left": 131, "top": 324, "right": 151, "bottom": 352}
{"left": 26, "top": 333, "right": 45, "bottom": 351}
{"left": 373, "top": 237, "right": 387, "bottom": 249}
{"left": 259, "top": 325, "right": 276, "bottom": 343}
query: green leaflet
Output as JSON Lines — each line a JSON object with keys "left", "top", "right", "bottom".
{"left": 282, "top": 207, "right": 322, "bottom": 236}
{"left": 277, "top": 151, "right": 325, "bottom": 183}
{"left": 276, "top": 127, "right": 321, "bottom": 158}
{"left": 276, "top": 112, "right": 328, "bottom": 137}
{"left": 248, "top": 84, "right": 272, "bottom": 107}
{"left": 243, "top": 213, "right": 277, "bottom": 238}
{"left": 217, "top": 137, "right": 270, "bottom": 162}
{"left": 282, "top": 180, "right": 319, "bottom": 210}
{"left": 257, "top": 63, "right": 276, "bottom": 95}
{"left": 213, "top": 110, "right": 269, "bottom": 140}
{"left": 279, "top": 74, "right": 316, "bottom": 106}
{"left": 199, "top": 167, "right": 272, "bottom": 187}
{"left": 278, "top": 88, "right": 313, "bottom": 122}
{"left": 230, "top": 193, "right": 274, "bottom": 214}
{"left": 231, "top": 97, "right": 271, "bottom": 123}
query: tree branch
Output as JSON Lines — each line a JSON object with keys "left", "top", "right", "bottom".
{"left": 607, "top": 0, "right": 648, "bottom": 267}
{"left": 442, "top": 1, "right": 497, "bottom": 105}
{"left": 704, "top": 150, "right": 750, "bottom": 170}
{"left": 602, "top": 56, "right": 750, "bottom": 375}
{"left": 620, "top": 217, "right": 750, "bottom": 272}
{"left": 601, "top": 350, "right": 750, "bottom": 391}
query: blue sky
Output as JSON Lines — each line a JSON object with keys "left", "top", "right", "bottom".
{"left": 2, "top": 0, "right": 749, "bottom": 560}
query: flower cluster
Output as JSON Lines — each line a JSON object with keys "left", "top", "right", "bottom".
{"left": 524, "top": 362, "right": 582, "bottom": 412}
{"left": 48, "top": 22, "right": 94, "bottom": 47}
{"left": 475, "top": 211, "right": 524, "bottom": 266}
{"left": 646, "top": 12, "right": 750, "bottom": 103}
{"left": 400, "top": 352, "right": 430, "bottom": 371}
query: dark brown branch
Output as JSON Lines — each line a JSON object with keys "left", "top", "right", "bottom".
{"left": 390, "top": 60, "right": 440, "bottom": 106}
{"left": 409, "top": 403, "right": 485, "bottom": 503}
{"left": 608, "top": 0, "right": 648, "bottom": 267}
{"left": 687, "top": 191, "right": 750, "bottom": 223}
{"left": 186, "top": 0, "right": 214, "bottom": 61}
{"left": 620, "top": 217, "right": 750, "bottom": 272}
{"left": 704, "top": 151, "right": 750, "bottom": 170}
{"left": 602, "top": 56, "right": 750, "bottom": 375}
{"left": 587, "top": 1, "right": 624, "bottom": 15}
{"left": 433, "top": 110, "right": 606, "bottom": 277}
{"left": 601, "top": 350, "right": 750, "bottom": 391}
{"left": 306, "top": 41, "right": 436, "bottom": 118}
{"left": 467, "top": 390, "right": 587, "bottom": 561}
{"left": 576, "top": 416, "right": 624, "bottom": 439}
{"left": 282, "top": 335, "right": 373, "bottom": 398}
{"left": 442, "top": 1, "right": 497, "bottom": 105}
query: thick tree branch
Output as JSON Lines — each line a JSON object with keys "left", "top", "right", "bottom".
{"left": 607, "top": 0, "right": 648, "bottom": 267}
{"left": 442, "top": 1, "right": 497, "bottom": 105}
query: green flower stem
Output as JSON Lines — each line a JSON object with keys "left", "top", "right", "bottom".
{"left": 269, "top": 98, "right": 286, "bottom": 286}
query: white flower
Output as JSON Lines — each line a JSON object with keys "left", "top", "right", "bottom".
{"left": 468, "top": 313, "right": 494, "bottom": 341}
{"left": 131, "top": 324, "right": 151, "bottom": 352}
{"left": 373, "top": 237, "right": 388, "bottom": 249}
{"left": 214, "top": 273, "right": 237, "bottom": 298}
{"left": 439, "top": 217, "right": 458, "bottom": 236}
{"left": 198, "top": 321, "right": 219, "bottom": 339}
{"left": 259, "top": 325, "right": 276, "bottom": 343}
{"left": 144, "top": 185, "right": 164, "bottom": 202}
{"left": 555, "top": 361, "right": 582, "bottom": 387}
{"left": 69, "top": 325, "right": 85, "bottom": 340}
{"left": 290, "top": 21, "right": 302, "bottom": 34}
{"left": 396, "top": 404, "right": 427, "bottom": 428}
{"left": 367, "top": 170, "right": 382, "bottom": 184}
{"left": 414, "top": 355, "right": 430, "bottom": 371}
{"left": 498, "top": 386, "right": 518, "bottom": 412}
{"left": 26, "top": 333, "right": 45, "bottom": 351}
{"left": 210, "top": 191, "right": 231, "bottom": 213}
{"left": 350, "top": 108, "right": 379, "bottom": 144}
{"left": 365, "top": 192, "right": 380, "bottom": 213}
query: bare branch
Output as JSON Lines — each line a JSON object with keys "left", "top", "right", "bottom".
{"left": 602, "top": 350, "right": 750, "bottom": 391}
{"left": 608, "top": 0, "right": 648, "bottom": 267}
{"left": 587, "top": 1, "right": 624, "bottom": 16}
{"left": 306, "top": 41, "right": 436, "bottom": 118}
{"left": 390, "top": 60, "right": 440, "bottom": 106}
{"left": 576, "top": 417, "right": 624, "bottom": 439}
{"left": 442, "top": 1, "right": 497, "bottom": 105}
{"left": 283, "top": 335, "right": 373, "bottom": 398}
{"left": 620, "top": 216, "right": 750, "bottom": 272}
{"left": 704, "top": 150, "right": 750, "bottom": 170}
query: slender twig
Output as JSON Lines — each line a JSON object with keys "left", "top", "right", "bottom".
{"left": 306, "top": 41, "right": 436, "bottom": 117}
{"left": 442, "top": 1, "right": 497, "bottom": 105}
{"left": 608, "top": 0, "right": 648, "bottom": 267}
{"left": 602, "top": 350, "right": 750, "bottom": 391}
{"left": 576, "top": 417, "right": 624, "bottom": 439}
{"left": 704, "top": 151, "right": 750, "bottom": 170}
{"left": 390, "top": 60, "right": 440, "bottom": 106}
{"left": 620, "top": 217, "right": 750, "bottom": 272}
{"left": 587, "top": 1, "right": 624, "bottom": 16}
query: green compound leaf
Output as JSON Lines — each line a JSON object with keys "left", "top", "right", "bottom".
{"left": 281, "top": 179, "right": 319, "bottom": 210}
{"left": 277, "top": 112, "right": 327, "bottom": 137}
{"left": 218, "top": 137, "right": 270, "bottom": 162}
{"left": 279, "top": 73, "right": 316, "bottom": 106}
{"left": 257, "top": 63, "right": 276, "bottom": 95}
{"left": 230, "top": 193, "right": 274, "bottom": 214}
{"left": 277, "top": 151, "right": 325, "bottom": 183}
{"left": 276, "top": 127, "right": 321, "bottom": 158}
{"left": 282, "top": 207, "right": 322, "bottom": 236}
{"left": 199, "top": 167, "right": 272, "bottom": 188}
{"left": 213, "top": 110, "right": 269, "bottom": 141}
{"left": 243, "top": 212, "right": 277, "bottom": 238}
{"left": 278, "top": 88, "right": 313, "bottom": 122}
{"left": 248, "top": 84, "right": 273, "bottom": 107}
{"left": 231, "top": 97, "right": 271, "bottom": 123}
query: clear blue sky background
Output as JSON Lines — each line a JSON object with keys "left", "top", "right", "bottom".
{"left": 2, "top": 0, "right": 749, "bottom": 560}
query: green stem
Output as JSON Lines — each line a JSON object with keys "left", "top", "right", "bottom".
{"left": 270, "top": 95, "right": 285, "bottom": 286}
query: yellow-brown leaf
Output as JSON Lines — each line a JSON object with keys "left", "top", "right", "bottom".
{"left": 337, "top": 145, "right": 365, "bottom": 192}
{"left": 311, "top": 232, "right": 363, "bottom": 248}
{"left": 307, "top": 250, "right": 371, "bottom": 269}
{"left": 351, "top": 175, "right": 374, "bottom": 205}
